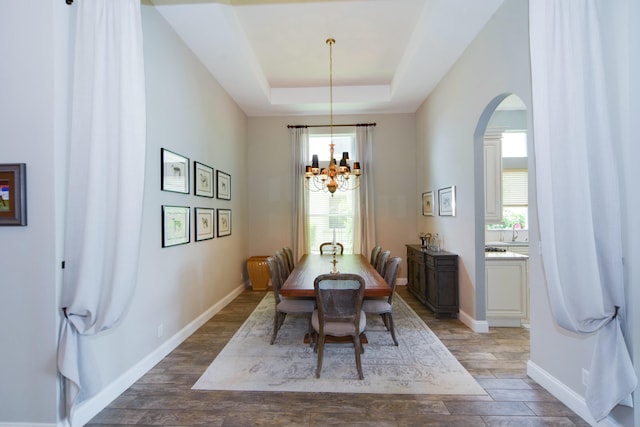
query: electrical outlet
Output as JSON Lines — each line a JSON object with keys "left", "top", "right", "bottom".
{"left": 157, "top": 324, "right": 164, "bottom": 338}
{"left": 582, "top": 368, "right": 589, "bottom": 386}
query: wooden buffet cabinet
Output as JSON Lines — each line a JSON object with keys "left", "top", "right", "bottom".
{"left": 406, "top": 244, "right": 459, "bottom": 318}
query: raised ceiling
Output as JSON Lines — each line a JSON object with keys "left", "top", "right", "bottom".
{"left": 150, "top": 0, "right": 505, "bottom": 117}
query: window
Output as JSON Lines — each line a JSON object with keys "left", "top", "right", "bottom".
{"left": 307, "top": 133, "right": 357, "bottom": 254}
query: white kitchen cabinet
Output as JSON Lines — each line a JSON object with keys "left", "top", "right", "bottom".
{"left": 485, "top": 253, "right": 528, "bottom": 327}
{"left": 484, "top": 131, "right": 502, "bottom": 223}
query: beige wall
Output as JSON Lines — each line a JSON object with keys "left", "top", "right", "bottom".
{"left": 247, "top": 113, "right": 417, "bottom": 278}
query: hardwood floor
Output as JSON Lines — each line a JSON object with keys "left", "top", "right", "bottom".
{"left": 87, "top": 286, "right": 589, "bottom": 427}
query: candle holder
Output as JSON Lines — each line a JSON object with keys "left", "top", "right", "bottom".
{"left": 330, "top": 246, "right": 340, "bottom": 274}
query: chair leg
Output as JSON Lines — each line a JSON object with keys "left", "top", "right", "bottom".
{"left": 353, "top": 335, "right": 364, "bottom": 380}
{"left": 380, "top": 313, "right": 389, "bottom": 330}
{"left": 270, "top": 312, "right": 285, "bottom": 345}
{"left": 316, "top": 334, "right": 325, "bottom": 378}
{"left": 387, "top": 313, "right": 398, "bottom": 346}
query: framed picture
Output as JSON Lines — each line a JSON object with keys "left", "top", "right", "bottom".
{"left": 438, "top": 186, "right": 456, "bottom": 216}
{"left": 422, "top": 191, "right": 434, "bottom": 216}
{"left": 162, "top": 205, "right": 190, "bottom": 247}
{"left": 194, "top": 161, "right": 214, "bottom": 197}
{"left": 0, "top": 163, "right": 27, "bottom": 226}
{"left": 195, "top": 207, "right": 214, "bottom": 241}
{"left": 161, "top": 148, "right": 189, "bottom": 194}
{"left": 217, "top": 208, "right": 232, "bottom": 237}
{"left": 216, "top": 170, "right": 231, "bottom": 200}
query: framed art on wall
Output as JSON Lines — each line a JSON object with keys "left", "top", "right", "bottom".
{"left": 0, "top": 163, "right": 27, "bottom": 226}
{"left": 195, "top": 207, "right": 214, "bottom": 241}
{"left": 217, "top": 208, "right": 231, "bottom": 237}
{"left": 161, "top": 148, "right": 189, "bottom": 194}
{"left": 422, "top": 191, "right": 434, "bottom": 216}
{"left": 216, "top": 170, "right": 231, "bottom": 200}
{"left": 438, "top": 186, "right": 456, "bottom": 216}
{"left": 162, "top": 205, "right": 190, "bottom": 247}
{"left": 194, "top": 161, "right": 214, "bottom": 198}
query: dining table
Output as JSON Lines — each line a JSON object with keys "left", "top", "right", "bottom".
{"left": 280, "top": 253, "right": 391, "bottom": 298}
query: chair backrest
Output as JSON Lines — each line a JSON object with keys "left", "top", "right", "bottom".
{"left": 383, "top": 256, "right": 402, "bottom": 304}
{"left": 375, "top": 250, "right": 391, "bottom": 276}
{"left": 370, "top": 246, "right": 382, "bottom": 265}
{"left": 275, "top": 250, "right": 290, "bottom": 280}
{"left": 319, "top": 242, "right": 344, "bottom": 255}
{"left": 266, "top": 256, "right": 285, "bottom": 304}
{"left": 313, "top": 273, "right": 365, "bottom": 327}
{"left": 282, "top": 246, "right": 295, "bottom": 272}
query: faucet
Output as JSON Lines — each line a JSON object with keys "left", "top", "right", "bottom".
{"left": 512, "top": 223, "right": 519, "bottom": 242}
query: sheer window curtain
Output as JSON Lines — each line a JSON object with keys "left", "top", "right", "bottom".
{"left": 57, "top": 0, "right": 147, "bottom": 423}
{"left": 290, "top": 127, "right": 309, "bottom": 261}
{"left": 530, "top": 1, "right": 636, "bottom": 421}
{"left": 353, "top": 125, "right": 376, "bottom": 256}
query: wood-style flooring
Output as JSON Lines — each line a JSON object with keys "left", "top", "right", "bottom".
{"left": 87, "top": 286, "right": 589, "bottom": 427}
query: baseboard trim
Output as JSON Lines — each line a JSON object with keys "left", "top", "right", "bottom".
{"left": 70, "top": 283, "right": 247, "bottom": 427}
{"left": 527, "top": 360, "right": 621, "bottom": 427}
{"left": 458, "top": 309, "right": 489, "bottom": 333}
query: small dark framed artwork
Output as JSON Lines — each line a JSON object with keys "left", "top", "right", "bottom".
{"left": 162, "top": 205, "right": 190, "bottom": 247}
{"left": 216, "top": 170, "right": 231, "bottom": 200}
{"left": 161, "top": 148, "right": 189, "bottom": 194}
{"left": 438, "top": 185, "right": 456, "bottom": 217}
{"left": 0, "top": 163, "right": 27, "bottom": 226}
{"left": 217, "top": 208, "right": 231, "bottom": 237}
{"left": 194, "top": 161, "right": 214, "bottom": 198}
{"left": 195, "top": 207, "right": 214, "bottom": 241}
{"left": 422, "top": 191, "right": 434, "bottom": 217}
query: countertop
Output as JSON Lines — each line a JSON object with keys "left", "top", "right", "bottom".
{"left": 485, "top": 251, "right": 529, "bottom": 260}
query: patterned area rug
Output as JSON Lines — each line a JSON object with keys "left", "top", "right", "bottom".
{"left": 193, "top": 293, "right": 485, "bottom": 395}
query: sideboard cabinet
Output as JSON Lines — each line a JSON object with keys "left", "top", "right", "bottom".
{"left": 406, "top": 244, "right": 459, "bottom": 318}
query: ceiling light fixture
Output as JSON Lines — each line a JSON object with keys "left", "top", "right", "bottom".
{"left": 304, "top": 38, "right": 361, "bottom": 195}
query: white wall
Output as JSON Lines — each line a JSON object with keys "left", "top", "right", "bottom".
{"left": 0, "top": 0, "right": 71, "bottom": 424}
{"left": 247, "top": 113, "right": 417, "bottom": 276}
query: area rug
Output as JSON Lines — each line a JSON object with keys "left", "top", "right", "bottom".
{"left": 193, "top": 293, "right": 486, "bottom": 395}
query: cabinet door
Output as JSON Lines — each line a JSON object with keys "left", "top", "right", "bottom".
{"left": 486, "top": 260, "right": 526, "bottom": 324}
{"left": 484, "top": 131, "right": 502, "bottom": 223}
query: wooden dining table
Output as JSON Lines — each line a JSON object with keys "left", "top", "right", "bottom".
{"left": 281, "top": 254, "right": 391, "bottom": 297}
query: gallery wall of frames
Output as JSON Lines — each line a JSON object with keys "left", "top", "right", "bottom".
{"left": 160, "top": 148, "right": 232, "bottom": 248}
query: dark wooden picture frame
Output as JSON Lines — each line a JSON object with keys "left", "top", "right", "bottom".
{"left": 216, "top": 170, "right": 231, "bottom": 200}
{"left": 0, "top": 163, "right": 27, "bottom": 226}
{"left": 195, "top": 207, "right": 215, "bottom": 241}
{"left": 162, "top": 205, "right": 190, "bottom": 247}
{"left": 161, "top": 148, "right": 189, "bottom": 194}
{"left": 217, "top": 208, "right": 232, "bottom": 237}
{"left": 194, "top": 161, "right": 214, "bottom": 198}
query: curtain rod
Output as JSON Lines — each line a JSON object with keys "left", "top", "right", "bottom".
{"left": 287, "top": 123, "right": 376, "bottom": 129}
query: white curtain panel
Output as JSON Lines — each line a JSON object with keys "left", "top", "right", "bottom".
{"left": 58, "top": 0, "right": 146, "bottom": 422}
{"left": 290, "top": 127, "right": 309, "bottom": 260}
{"left": 529, "top": 0, "right": 636, "bottom": 421}
{"left": 353, "top": 125, "right": 376, "bottom": 256}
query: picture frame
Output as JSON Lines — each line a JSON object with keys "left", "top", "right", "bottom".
{"left": 195, "top": 207, "right": 215, "bottom": 241}
{"left": 161, "top": 148, "right": 189, "bottom": 194}
{"left": 0, "top": 163, "right": 27, "bottom": 226}
{"left": 216, "top": 170, "right": 231, "bottom": 200}
{"left": 422, "top": 191, "right": 434, "bottom": 216}
{"left": 194, "top": 161, "right": 214, "bottom": 198}
{"left": 438, "top": 185, "right": 456, "bottom": 216}
{"left": 217, "top": 208, "right": 232, "bottom": 237}
{"left": 162, "top": 205, "right": 190, "bottom": 247}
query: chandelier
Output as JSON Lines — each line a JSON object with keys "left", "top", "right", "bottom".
{"left": 304, "top": 38, "right": 361, "bottom": 194}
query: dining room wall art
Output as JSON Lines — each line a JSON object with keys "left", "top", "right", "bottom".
{"left": 216, "top": 170, "right": 231, "bottom": 200}
{"left": 162, "top": 205, "right": 190, "bottom": 247}
{"left": 422, "top": 190, "right": 434, "bottom": 216}
{"left": 0, "top": 163, "right": 27, "bottom": 226}
{"left": 195, "top": 207, "right": 215, "bottom": 241}
{"left": 161, "top": 148, "right": 189, "bottom": 194}
{"left": 194, "top": 161, "right": 214, "bottom": 198}
{"left": 217, "top": 208, "right": 231, "bottom": 237}
{"left": 438, "top": 185, "right": 456, "bottom": 216}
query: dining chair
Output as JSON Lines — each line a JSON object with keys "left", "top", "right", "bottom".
{"left": 319, "top": 242, "right": 344, "bottom": 255}
{"left": 266, "top": 256, "right": 315, "bottom": 345}
{"left": 375, "top": 250, "right": 391, "bottom": 276}
{"left": 363, "top": 256, "right": 402, "bottom": 346}
{"left": 275, "top": 249, "right": 291, "bottom": 279}
{"left": 311, "top": 273, "right": 367, "bottom": 380}
{"left": 370, "top": 245, "right": 381, "bottom": 266}
{"left": 283, "top": 246, "right": 295, "bottom": 272}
